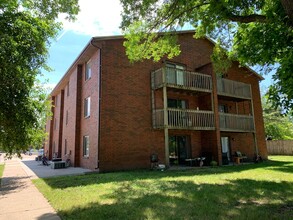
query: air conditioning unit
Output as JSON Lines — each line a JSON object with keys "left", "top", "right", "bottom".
{"left": 51, "top": 161, "right": 66, "bottom": 169}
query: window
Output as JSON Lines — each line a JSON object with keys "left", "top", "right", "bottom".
{"left": 167, "top": 99, "right": 187, "bottom": 109}
{"left": 54, "top": 118, "right": 57, "bottom": 130}
{"left": 53, "top": 141, "right": 56, "bottom": 154}
{"left": 83, "top": 136, "right": 89, "bottom": 157}
{"left": 218, "top": 104, "right": 228, "bottom": 113}
{"left": 66, "top": 110, "right": 68, "bottom": 125}
{"left": 84, "top": 97, "right": 91, "bottom": 118}
{"left": 55, "top": 95, "right": 58, "bottom": 107}
{"left": 67, "top": 82, "right": 70, "bottom": 96}
{"left": 166, "top": 63, "right": 185, "bottom": 85}
{"left": 85, "top": 61, "right": 91, "bottom": 80}
{"left": 64, "top": 139, "right": 67, "bottom": 155}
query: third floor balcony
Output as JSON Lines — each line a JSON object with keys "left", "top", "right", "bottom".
{"left": 152, "top": 67, "right": 212, "bottom": 93}
{"left": 217, "top": 78, "right": 252, "bottom": 99}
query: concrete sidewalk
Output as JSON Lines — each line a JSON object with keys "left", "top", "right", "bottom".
{"left": 0, "top": 155, "right": 92, "bottom": 220}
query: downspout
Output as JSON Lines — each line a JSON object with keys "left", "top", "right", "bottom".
{"left": 90, "top": 39, "right": 102, "bottom": 170}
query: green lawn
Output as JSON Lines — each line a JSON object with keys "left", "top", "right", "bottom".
{"left": 33, "top": 156, "right": 293, "bottom": 220}
{"left": 0, "top": 164, "right": 4, "bottom": 185}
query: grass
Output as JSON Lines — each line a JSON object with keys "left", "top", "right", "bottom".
{"left": 0, "top": 164, "right": 4, "bottom": 185}
{"left": 33, "top": 156, "right": 293, "bottom": 220}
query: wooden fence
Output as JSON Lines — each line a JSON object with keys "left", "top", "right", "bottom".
{"left": 266, "top": 140, "right": 293, "bottom": 155}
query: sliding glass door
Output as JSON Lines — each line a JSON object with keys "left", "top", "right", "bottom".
{"left": 169, "top": 136, "right": 191, "bottom": 165}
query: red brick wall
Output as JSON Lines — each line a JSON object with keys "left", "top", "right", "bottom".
{"left": 99, "top": 38, "right": 162, "bottom": 171}
{"left": 79, "top": 51, "right": 100, "bottom": 170}
{"left": 220, "top": 132, "right": 255, "bottom": 158}
{"left": 61, "top": 68, "right": 78, "bottom": 166}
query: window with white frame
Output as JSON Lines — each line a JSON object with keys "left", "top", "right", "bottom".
{"left": 85, "top": 61, "right": 91, "bottom": 80}
{"left": 83, "top": 136, "right": 89, "bottom": 157}
{"left": 54, "top": 118, "right": 57, "bottom": 130}
{"left": 66, "top": 110, "right": 68, "bottom": 125}
{"left": 64, "top": 139, "right": 67, "bottom": 155}
{"left": 55, "top": 95, "right": 58, "bottom": 107}
{"left": 166, "top": 63, "right": 185, "bottom": 85}
{"left": 84, "top": 97, "right": 91, "bottom": 118}
{"left": 67, "top": 82, "right": 70, "bottom": 96}
{"left": 53, "top": 141, "right": 56, "bottom": 154}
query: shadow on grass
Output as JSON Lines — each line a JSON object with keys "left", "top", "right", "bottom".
{"left": 39, "top": 158, "right": 293, "bottom": 190}
{"left": 56, "top": 179, "right": 293, "bottom": 220}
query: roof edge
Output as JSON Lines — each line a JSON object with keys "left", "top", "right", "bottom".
{"left": 50, "top": 30, "right": 263, "bottom": 95}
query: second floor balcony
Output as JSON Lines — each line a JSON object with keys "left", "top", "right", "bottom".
{"left": 217, "top": 78, "right": 252, "bottom": 99}
{"left": 152, "top": 67, "right": 212, "bottom": 93}
{"left": 153, "top": 108, "right": 215, "bottom": 130}
{"left": 219, "top": 113, "right": 255, "bottom": 132}
{"left": 153, "top": 110, "right": 254, "bottom": 132}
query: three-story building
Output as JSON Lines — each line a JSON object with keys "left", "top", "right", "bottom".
{"left": 44, "top": 31, "right": 267, "bottom": 171}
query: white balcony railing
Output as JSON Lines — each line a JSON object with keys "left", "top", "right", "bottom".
{"left": 152, "top": 67, "right": 212, "bottom": 92}
{"left": 219, "top": 113, "right": 255, "bottom": 132}
{"left": 217, "top": 78, "right": 252, "bottom": 99}
{"left": 153, "top": 109, "right": 215, "bottom": 130}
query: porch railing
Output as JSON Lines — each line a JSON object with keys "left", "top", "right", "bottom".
{"left": 217, "top": 78, "right": 252, "bottom": 99}
{"left": 219, "top": 113, "right": 255, "bottom": 132}
{"left": 152, "top": 67, "right": 212, "bottom": 92}
{"left": 153, "top": 109, "right": 215, "bottom": 130}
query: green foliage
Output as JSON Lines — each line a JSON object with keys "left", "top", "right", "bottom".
{"left": 262, "top": 94, "right": 293, "bottom": 140}
{"left": 124, "top": 21, "right": 181, "bottom": 62}
{"left": 121, "top": 0, "right": 293, "bottom": 111}
{"left": 0, "top": 164, "right": 4, "bottom": 185}
{"left": 0, "top": 0, "right": 79, "bottom": 156}
{"left": 211, "top": 43, "right": 232, "bottom": 75}
{"left": 210, "top": 160, "right": 218, "bottom": 167}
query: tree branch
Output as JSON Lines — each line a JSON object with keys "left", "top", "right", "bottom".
{"left": 228, "top": 14, "right": 267, "bottom": 23}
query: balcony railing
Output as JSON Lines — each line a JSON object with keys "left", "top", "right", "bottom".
{"left": 217, "top": 78, "right": 252, "bottom": 99}
{"left": 153, "top": 109, "right": 215, "bottom": 130}
{"left": 152, "top": 67, "right": 212, "bottom": 92}
{"left": 219, "top": 113, "right": 255, "bottom": 132}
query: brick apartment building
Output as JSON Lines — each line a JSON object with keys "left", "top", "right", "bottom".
{"left": 44, "top": 31, "right": 267, "bottom": 172}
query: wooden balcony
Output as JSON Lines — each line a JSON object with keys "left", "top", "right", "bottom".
{"left": 153, "top": 109, "right": 215, "bottom": 130}
{"left": 219, "top": 113, "right": 255, "bottom": 132}
{"left": 152, "top": 67, "right": 212, "bottom": 92}
{"left": 217, "top": 78, "right": 252, "bottom": 99}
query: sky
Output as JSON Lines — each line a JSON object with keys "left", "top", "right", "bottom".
{"left": 40, "top": 0, "right": 123, "bottom": 89}
{"left": 41, "top": 0, "right": 272, "bottom": 91}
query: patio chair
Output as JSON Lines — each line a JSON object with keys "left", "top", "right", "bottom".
{"left": 234, "top": 151, "right": 247, "bottom": 164}
{"left": 150, "top": 153, "right": 159, "bottom": 170}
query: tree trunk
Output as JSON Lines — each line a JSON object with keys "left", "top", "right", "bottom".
{"left": 280, "top": 0, "right": 293, "bottom": 26}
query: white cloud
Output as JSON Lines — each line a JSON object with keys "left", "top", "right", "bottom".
{"left": 59, "top": 0, "right": 122, "bottom": 37}
{"left": 42, "top": 83, "right": 57, "bottom": 93}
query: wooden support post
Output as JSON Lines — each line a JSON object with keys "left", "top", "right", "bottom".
{"left": 250, "top": 84, "right": 259, "bottom": 156}
{"left": 162, "top": 68, "right": 169, "bottom": 167}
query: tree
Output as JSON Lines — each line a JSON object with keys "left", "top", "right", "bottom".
{"left": 0, "top": 0, "right": 79, "bottom": 156}
{"left": 120, "top": 0, "right": 293, "bottom": 112}
{"left": 262, "top": 94, "right": 293, "bottom": 140}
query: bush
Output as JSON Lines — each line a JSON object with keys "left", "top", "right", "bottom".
{"left": 210, "top": 161, "right": 217, "bottom": 167}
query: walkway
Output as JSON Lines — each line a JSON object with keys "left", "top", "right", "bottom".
{"left": 0, "top": 155, "right": 92, "bottom": 220}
